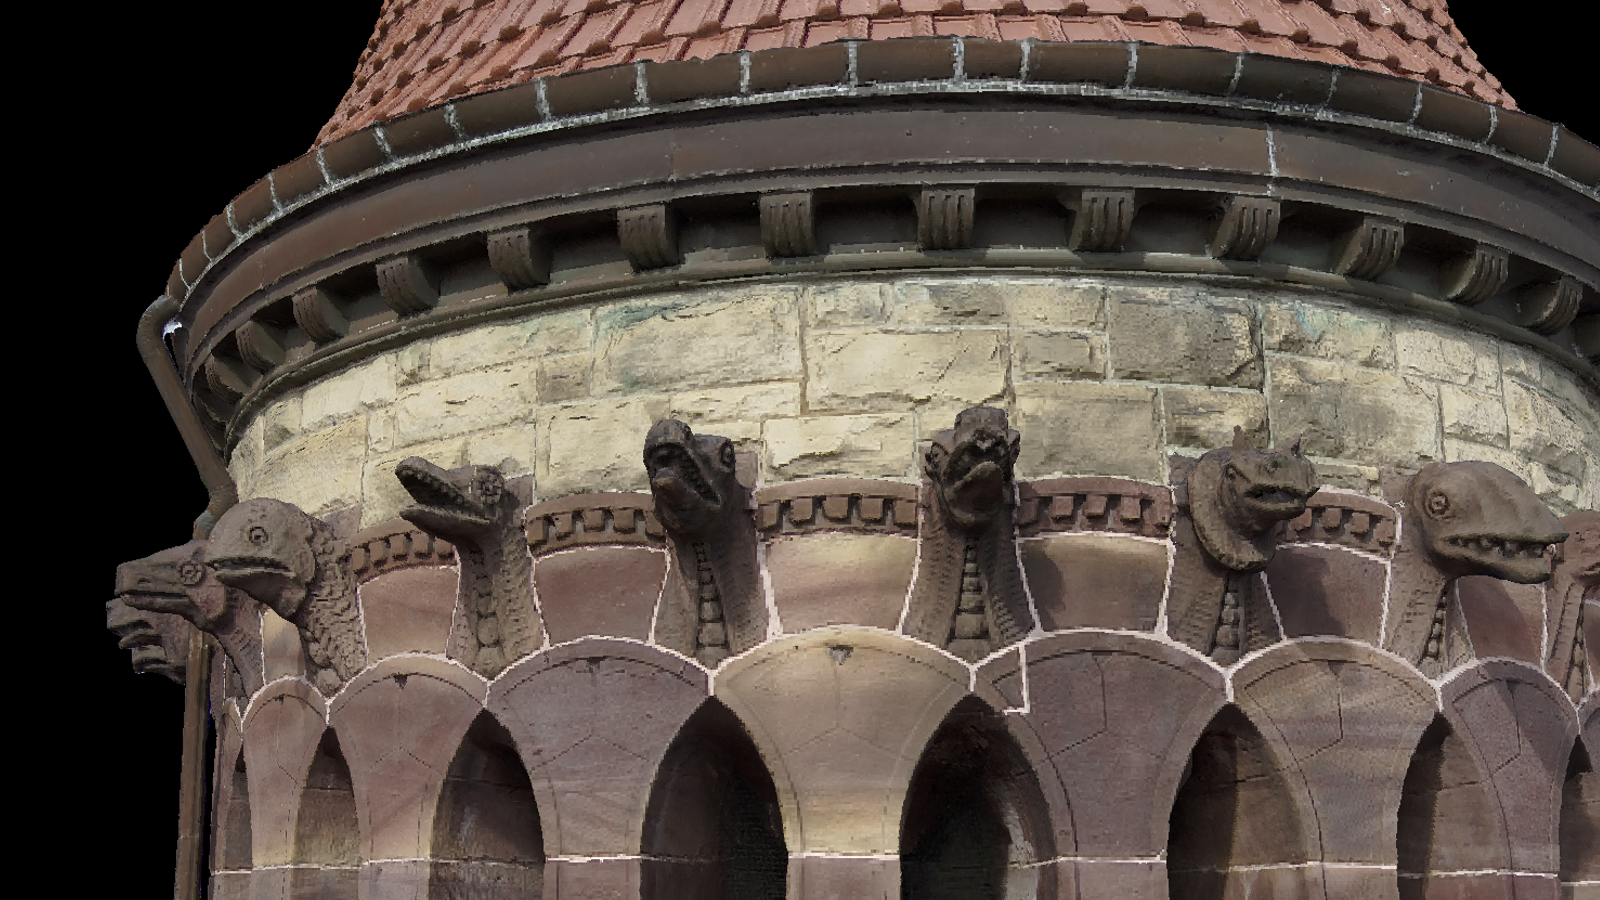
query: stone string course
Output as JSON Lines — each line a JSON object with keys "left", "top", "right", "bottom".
{"left": 228, "top": 274, "right": 1600, "bottom": 529}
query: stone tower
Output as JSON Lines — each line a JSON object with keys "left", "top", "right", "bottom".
{"left": 109, "top": 2, "right": 1599, "bottom": 898}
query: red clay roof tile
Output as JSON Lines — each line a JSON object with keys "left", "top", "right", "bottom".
{"left": 314, "top": 0, "right": 1517, "bottom": 145}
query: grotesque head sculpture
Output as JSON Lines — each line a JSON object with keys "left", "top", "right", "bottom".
{"left": 924, "top": 407, "right": 1021, "bottom": 531}
{"left": 1407, "top": 461, "right": 1568, "bottom": 584}
{"left": 396, "top": 457, "right": 508, "bottom": 538}
{"left": 105, "top": 597, "right": 188, "bottom": 683}
{"left": 1188, "top": 427, "right": 1319, "bottom": 571}
{"left": 205, "top": 499, "right": 321, "bottom": 620}
{"left": 117, "top": 540, "right": 229, "bottom": 629}
{"left": 645, "top": 419, "right": 738, "bottom": 537}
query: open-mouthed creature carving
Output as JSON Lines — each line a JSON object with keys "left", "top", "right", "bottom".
{"left": 903, "top": 407, "right": 1032, "bottom": 662}
{"left": 105, "top": 597, "right": 189, "bottom": 683}
{"left": 1546, "top": 510, "right": 1598, "bottom": 700}
{"left": 396, "top": 457, "right": 540, "bottom": 678}
{"left": 645, "top": 419, "right": 763, "bottom": 667}
{"left": 114, "top": 540, "right": 265, "bottom": 696}
{"left": 1386, "top": 461, "right": 1568, "bottom": 679}
{"left": 1169, "top": 427, "right": 1319, "bottom": 665}
{"left": 206, "top": 499, "right": 366, "bottom": 696}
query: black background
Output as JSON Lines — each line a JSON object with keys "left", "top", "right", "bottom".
{"left": 50, "top": 3, "right": 1588, "bottom": 891}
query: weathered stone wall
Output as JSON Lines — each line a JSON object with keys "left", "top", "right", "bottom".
{"left": 227, "top": 274, "right": 1600, "bottom": 527}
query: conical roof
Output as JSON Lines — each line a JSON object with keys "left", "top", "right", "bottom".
{"left": 316, "top": 0, "right": 1513, "bottom": 147}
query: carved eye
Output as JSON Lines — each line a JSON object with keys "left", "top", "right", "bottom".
{"left": 719, "top": 441, "right": 735, "bottom": 469}
{"left": 1426, "top": 491, "right": 1451, "bottom": 517}
{"left": 248, "top": 525, "right": 270, "bottom": 546}
{"left": 178, "top": 562, "right": 206, "bottom": 586}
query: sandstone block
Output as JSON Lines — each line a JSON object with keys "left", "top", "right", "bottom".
{"left": 396, "top": 342, "right": 431, "bottom": 386}
{"left": 1530, "top": 463, "right": 1583, "bottom": 517}
{"left": 1262, "top": 301, "right": 1394, "bottom": 368}
{"left": 468, "top": 424, "right": 536, "bottom": 477}
{"left": 669, "top": 382, "right": 802, "bottom": 444}
{"left": 253, "top": 417, "right": 367, "bottom": 516}
{"left": 1014, "top": 330, "right": 1104, "bottom": 379}
{"left": 228, "top": 416, "right": 264, "bottom": 499}
{"left": 1503, "top": 345, "right": 1599, "bottom": 418}
{"left": 1162, "top": 387, "right": 1268, "bottom": 450}
{"left": 1395, "top": 321, "right": 1501, "bottom": 391}
{"left": 536, "top": 352, "right": 590, "bottom": 403}
{"left": 1013, "top": 383, "right": 1163, "bottom": 480}
{"left": 1021, "top": 533, "right": 1169, "bottom": 631}
{"left": 535, "top": 547, "right": 668, "bottom": 644}
{"left": 538, "top": 397, "right": 669, "bottom": 497}
{"left": 1506, "top": 380, "right": 1589, "bottom": 479}
{"left": 765, "top": 533, "right": 917, "bottom": 632}
{"left": 359, "top": 567, "right": 458, "bottom": 658}
{"left": 593, "top": 288, "right": 801, "bottom": 396}
{"left": 393, "top": 364, "right": 535, "bottom": 447}
{"left": 1440, "top": 383, "right": 1509, "bottom": 446}
{"left": 367, "top": 411, "right": 395, "bottom": 453}
{"left": 361, "top": 436, "right": 468, "bottom": 526}
{"left": 807, "top": 330, "right": 1007, "bottom": 413}
{"left": 1265, "top": 545, "right": 1386, "bottom": 643}
{"left": 301, "top": 355, "right": 396, "bottom": 432}
{"left": 262, "top": 393, "right": 302, "bottom": 452}
{"left": 1302, "top": 459, "right": 1382, "bottom": 497}
{"left": 763, "top": 414, "right": 915, "bottom": 480}
{"left": 431, "top": 308, "right": 593, "bottom": 378}
{"left": 1442, "top": 438, "right": 1531, "bottom": 480}
{"left": 892, "top": 279, "right": 1008, "bottom": 325}
{"left": 1109, "top": 289, "right": 1261, "bottom": 388}
{"left": 804, "top": 281, "right": 890, "bottom": 327}
{"left": 1268, "top": 356, "right": 1440, "bottom": 469}
{"left": 1007, "top": 280, "right": 1105, "bottom": 329}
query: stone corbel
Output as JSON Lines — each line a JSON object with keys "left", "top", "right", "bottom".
{"left": 1063, "top": 189, "right": 1136, "bottom": 252}
{"left": 204, "top": 353, "right": 253, "bottom": 404}
{"left": 618, "top": 203, "right": 680, "bottom": 270}
{"left": 1440, "top": 243, "right": 1509, "bottom": 306}
{"left": 487, "top": 225, "right": 551, "bottom": 289}
{"left": 759, "top": 191, "right": 817, "bottom": 257}
{"left": 1516, "top": 275, "right": 1582, "bottom": 335}
{"left": 1210, "top": 195, "right": 1280, "bottom": 261}
{"left": 235, "top": 320, "right": 286, "bottom": 374}
{"left": 1332, "top": 215, "right": 1405, "bottom": 280}
{"left": 376, "top": 254, "right": 440, "bottom": 315}
{"left": 292, "top": 285, "right": 350, "bottom": 344}
{"left": 916, "top": 187, "right": 976, "bottom": 251}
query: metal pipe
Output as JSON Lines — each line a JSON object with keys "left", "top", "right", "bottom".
{"left": 136, "top": 294, "right": 237, "bottom": 899}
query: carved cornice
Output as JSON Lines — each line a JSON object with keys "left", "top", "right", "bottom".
{"left": 756, "top": 479, "right": 920, "bottom": 538}
{"left": 1518, "top": 276, "right": 1583, "bottom": 336}
{"left": 916, "top": 188, "right": 976, "bottom": 251}
{"left": 376, "top": 254, "right": 440, "bottom": 315}
{"left": 760, "top": 192, "right": 816, "bottom": 258}
{"left": 618, "top": 204, "right": 679, "bottom": 271}
{"left": 1016, "top": 478, "right": 1175, "bottom": 540}
{"left": 1441, "top": 243, "right": 1510, "bottom": 307}
{"left": 1210, "top": 196, "right": 1280, "bottom": 262}
{"left": 1276, "top": 490, "right": 1399, "bottom": 557}
{"left": 1064, "top": 189, "right": 1136, "bottom": 253}
{"left": 349, "top": 519, "right": 457, "bottom": 583}
{"left": 487, "top": 226, "right": 551, "bottom": 290}
{"left": 292, "top": 286, "right": 349, "bottom": 344}
{"left": 524, "top": 493, "right": 665, "bottom": 556}
{"left": 1333, "top": 216, "right": 1406, "bottom": 281}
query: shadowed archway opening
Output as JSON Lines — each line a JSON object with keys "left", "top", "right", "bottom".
{"left": 641, "top": 698, "right": 787, "bottom": 900}
{"left": 217, "top": 747, "right": 252, "bottom": 870}
{"left": 293, "top": 729, "right": 359, "bottom": 898}
{"left": 430, "top": 711, "right": 545, "bottom": 898}
{"left": 1396, "top": 715, "right": 1506, "bottom": 899}
{"left": 1167, "top": 705, "right": 1306, "bottom": 899}
{"left": 1561, "top": 739, "right": 1598, "bottom": 891}
{"left": 900, "top": 696, "right": 1053, "bottom": 900}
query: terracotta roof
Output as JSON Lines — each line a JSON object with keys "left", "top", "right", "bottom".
{"left": 317, "top": 0, "right": 1513, "bottom": 147}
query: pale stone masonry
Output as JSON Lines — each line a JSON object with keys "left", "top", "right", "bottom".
{"left": 227, "top": 275, "right": 1600, "bottom": 527}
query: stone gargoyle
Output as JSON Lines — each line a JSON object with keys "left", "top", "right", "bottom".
{"left": 1385, "top": 461, "right": 1568, "bottom": 679}
{"left": 114, "top": 539, "right": 265, "bottom": 696}
{"left": 645, "top": 419, "right": 763, "bottom": 667}
{"left": 1546, "top": 509, "right": 1597, "bottom": 700}
{"left": 903, "top": 406, "right": 1033, "bottom": 662}
{"left": 206, "top": 498, "right": 367, "bottom": 696}
{"left": 1169, "top": 427, "right": 1319, "bottom": 665}
{"left": 396, "top": 457, "right": 541, "bottom": 678}
{"left": 105, "top": 597, "right": 189, "bottom": 684}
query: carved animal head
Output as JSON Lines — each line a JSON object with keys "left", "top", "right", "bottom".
{"left": 645, "top": 419, "right": 738, "bottom": 536}
{"left": 1188, "top": 427, "right": 1319, "bottom": 570}
{"left": 206, "top": 499, "right": 321, "bottom": 619}
{"left": 924, "top": 407, "right": 1021, "bottom": 530}
{"left": 396, "top": 456, "right": 508, "bottom": 538}
{"left": 105, "top": 597, "right": 186, "bottom": 683}
{"left": 115, "top": 540, "right": 232, "bottom": 631}
{"left": 1554, "top": 510, "right": 1600, "bottom": 588}
{"left": 1407, "top": 461, "right": 1568, "bottom": 583}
